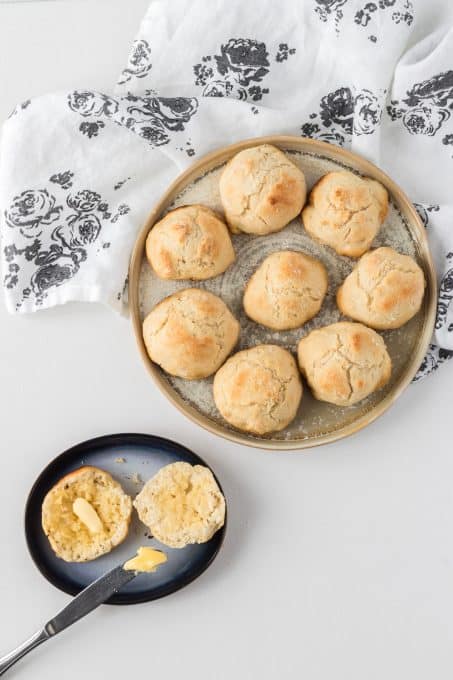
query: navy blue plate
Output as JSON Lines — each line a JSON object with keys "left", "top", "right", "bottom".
{"left": 25, "top": 434, "right": 226, "bottom": 605}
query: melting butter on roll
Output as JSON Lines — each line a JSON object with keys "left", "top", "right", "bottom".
{"left": 42, "top": 466, "right": 132, "bottom": 562}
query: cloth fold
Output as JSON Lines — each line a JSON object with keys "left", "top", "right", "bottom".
{"left": 1, "top": 0, "right": 453, "bottom": 379}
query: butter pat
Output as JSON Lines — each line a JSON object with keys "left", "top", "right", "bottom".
{"left": 123, "top": 547, "right": 167, "bottom": 573}
{"left": 72, "top": 497, "right": 103, "bottom": 534}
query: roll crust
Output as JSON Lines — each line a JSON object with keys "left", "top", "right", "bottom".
{"left": 337, "top": 247, "right": 425, "bottom": 329}
{"left": 297, "top": 322, "right": 391, "bottom": 406}
{"left": 243, "top": 250, "right": 328, "bottom": 330}
{"left": 213, "top": 344, "right": 303, "bottom": 434}
{"left": 302, "top": 171, "right": 388, "bottom": 257}
{"left": 142, "top": 288, "right": 240, "bottom": 379}
{"left": 146, "top": 205, "right": 235, "bottom": 280}
{"left": 219, "top": 144, "right": 307, "bottom": 235}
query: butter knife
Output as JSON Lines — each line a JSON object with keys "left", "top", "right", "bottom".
{"left": 0, "top": 564, "right": 137, "bottom": 676}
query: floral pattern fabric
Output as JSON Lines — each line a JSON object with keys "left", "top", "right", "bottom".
{"left": 3, "top": 180, "right": 131, "bottom": 310}
{"left": 1, "top": 0, "right": 453, "bottom": 380}
{"left": 301, "top": 86, "right": 384, "bottom": 145}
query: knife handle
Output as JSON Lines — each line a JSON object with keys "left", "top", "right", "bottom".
{"left": 0, "top": 629, "right": 49, "bottom": 676}
{"left": 0, "top": 565, "right": 136, "bottom": 675}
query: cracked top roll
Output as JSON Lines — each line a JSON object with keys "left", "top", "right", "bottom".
{"left": 146, "top": 205, "right": 235, "bottom": 280}
{"left": 297, "top": 322, "right": 391, "bottom": 406}
{"left": 337, "top": 247, "right": 425, "bottom": 329}
{"left": 213, "top": 344, "right": 303, "bottom": 435}
{"left": 143, "top": 288, "right": 240, "bottom": 379}
{"left": 302, "top": 170, "right": 388, "bottom": 257}
{"left": 243, "top": 250, "right": 328, "bottom": 330}
{"left": 219, "top": 144, "right": 307, "bottom": 235}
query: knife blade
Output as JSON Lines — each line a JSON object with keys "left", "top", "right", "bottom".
{"left": 45, "top": 564, "right": 136, "bottom": 635}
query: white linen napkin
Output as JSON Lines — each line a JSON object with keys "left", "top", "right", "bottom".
{"left": 1, "top": 0, "right": 453, "bottom": 380}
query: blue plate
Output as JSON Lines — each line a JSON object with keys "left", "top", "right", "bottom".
{"left": 25, "top": 434, "right": 226, "bottom": 605}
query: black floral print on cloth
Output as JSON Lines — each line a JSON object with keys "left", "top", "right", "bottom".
{"left": 8, "top": 99, "right": 31, "bottom": 119}
{"left": 436, "top": 252, "right": 453, "bottom": 333}
{"left": 175, "top": 140, "right": 196, "bottom": 158}
{"left": 443, "top": 133, "right": 453, "bottom": 157}
{"left": 122, "top": 94, "right": 198, "bottom": 145}
{"left": 275, "top": 43, "right": 296, "bottom": 63}
{"left": 79, "top": 121, "right": 105, "bottom": 138}
{"left": 118, "top": 39, "right": 152, "bottom": 86}
{"left": 4, "top": 189, "right": 62, "bottom": 239}
{"left": 193, "top": 38, "right": 296, "bottom": 102}
{"left": 354, "top": 0, "right": 413, "bottom": 42}
{"left": 314, "top": 0, "right": 348, "bottom": 33}
{"left": 301, "top": 86, "right": 382, "bottom": 145}
{"left": 413, "top": 343, "right": 453, "bottom": 382}
{"left": 412, "top": 205, "right": 453, "bottom": 378}
{"left": 68, "top": 91, "right": 119, "bottom": 117}
{"left": 412, "top": 204, "right": 453, "bottom": 338}
{"left": 314, "top": 0, "right": 413, "bottom": 39}
{"left": 114, "top": 177, "right": 131, "bottom": 190}
{"left": 50, "top": 170, "right": 74, "bottom": 190}
{"left": 3, "top": 263, "right": 19, "bottom": 289}
{"left": 67, "top": 90, "right": 199, "bottom": 147}
{"left": 2, "top": 177, "right": 130, "bottom": 309}
{"left": 413, "top": 203, "right": 439, "bottom": 229}
{"left": 387, "top": 71, "right": 453, "bottom": 137}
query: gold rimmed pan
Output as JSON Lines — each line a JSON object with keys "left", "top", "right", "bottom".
{"left": 129, "top": 136, "right": 436, "bottom": 451}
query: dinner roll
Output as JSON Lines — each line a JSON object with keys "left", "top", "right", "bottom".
{"left": 219, "top": 144, "right": 306, "bottom": 235}
{"left": 42, "top": 466, "right": 132, "bottom": 562}
{"left": 213, "top": 345, "right": 302, "bottom": 434}
{"left": 134, "top": 462, "right": 225, "bottom": 548}
{"left": 337, "top": 247, "right": 425, "bottom": 329}
{"left": 146, "top": 205, "right": 235, "bottom": 280}
{"left": 243, "top": 250, "right": 328, "bottom": 330}
{"left": 143, "top": 288, "right": 239, "bottom": 379}
{"left": 297, "top": 322, "right": 391, "bottom": 406}
{"left": 302, "top": 171, "right": 388, "bottom": 257}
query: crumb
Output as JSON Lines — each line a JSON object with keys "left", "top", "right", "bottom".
{"left": 115, "top": 457, "right": 126, "bottom": 464}
{"left": 131, "top": 472, "right": 142, "bottom": 485}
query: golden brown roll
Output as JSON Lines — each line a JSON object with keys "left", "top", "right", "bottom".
{"left": 142, "top": 288, "right": 239, "bottom": 379}
{"left": 243, "top": 250, "right": 328, "bottom": 330}
{"left": 146, "top": 205, "right": 235, "bottom": 280}
{"left": 42, "top": 466, "right": 132, "bottom": 562}
{"left": 297, "top": 322, "right": 391, "bottom": 406}
{"left": 219, "top": 144, "right": 306, "bottom": 235}
{"left": 302, "top": 170, "right": 388, "bottom": 257}
{"left": 337, "top": 247, "right": 425, "bottom": 329}
{"left": 213, "top": 344, "right": 302, "bottom": 434}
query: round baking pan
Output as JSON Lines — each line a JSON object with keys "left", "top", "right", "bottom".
{"left": 129, "top": 136, "right": 436, "bottom": 451}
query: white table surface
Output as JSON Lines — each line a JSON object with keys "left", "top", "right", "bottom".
{"left": 1, "top": 2, "right": 453, "bottom": 678}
